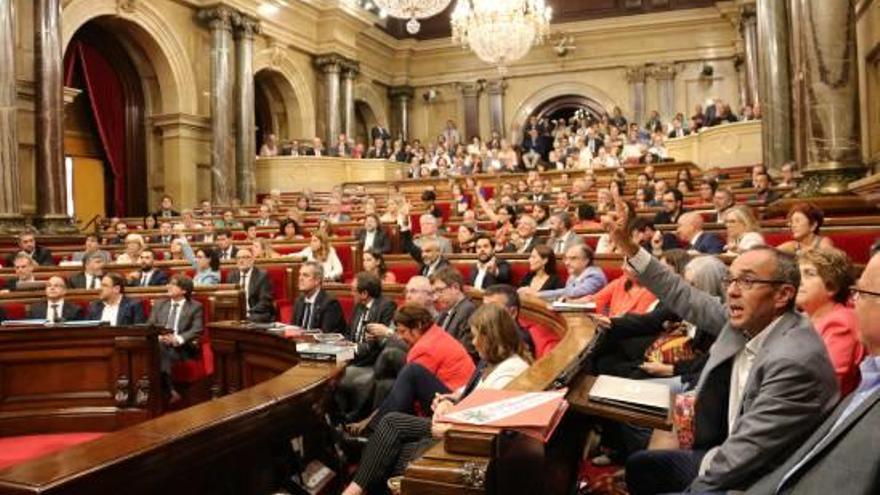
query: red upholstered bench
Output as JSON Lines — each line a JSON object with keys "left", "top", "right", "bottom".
{"left": 520, "top": 320, "right": 561, "bottom": 359}
{"left": 336, "top": 294, "right": 355, "bottom": 323}
{"left": 389, "top": 263, "right": 420, "bottom": 283}
{"left": 0, "top": 432, "right": 104, "bottom": 471}
{"left": 170, "top": 294, "right": 215, "bottom": 383}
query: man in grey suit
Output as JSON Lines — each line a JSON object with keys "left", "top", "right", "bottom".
{"left": 746, "top": 252, "right": 880, "bottom": 495}
{"left": 430, "top": 267, "right": 478, "bottom": 362}
{"left": 70, "top": 235, "right": 111, "bottom": 263}
{"left": 608, "top": 219, "right": 838, "bottom": 494}
{"left": 148, "top": 275, "right": 204, "bottom": 402}
{"left": 545, "top": 211, "right": 584, "bottom": 256}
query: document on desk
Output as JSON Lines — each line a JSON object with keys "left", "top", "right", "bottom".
{"left": 550, "top": 300, "right": 596, "bottom": 312}
{"left": 440, "top": 389, "right": 569, "bottom": 443}
{"left": 587, "top": 375, "right": 670, "bottom": 416}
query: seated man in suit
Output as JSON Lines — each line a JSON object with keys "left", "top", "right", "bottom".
{"left": 69, "top": 251, "right": 105, "bottom": 290}
{"left": 509, "top": 214, "right": 540, "bottom": 254}
{"left": 632, "top": 217, "right": 678, "bottom": 254}
{"left": 431, "top": 267, "right": 478, "bottom": 361}
{"left": 470, "top": 234, "right": 511, "bottom": 290}
{"left": 676, "top": 212, "right": 724, "bottom": 254}
{"left": 752, "top": 171, "right": 780, "bottom": 204}
{"left": 153, "top": 194, "right": 180, "bottom": 219}
{"left": 401, "top": 223, "right": 450, "bottom": 277}
{"left": 227, "top": 248, "right": 276, "bottom": 323}
{"left": 156, "top": 221, "right": 174, "bottom": 245}
{"left": 335, "top": 272, "right": 399, "bottom": 422}
{"left": 128, "top": 250, "right": 169, "bottom": 287}
{"left": 291, "top": 261, "right": 347, "bottom": 333}
{"left": 27, "top": 276, "right": 84, "bottom": 322}
{"left": 71, "top": 235, "right": 111, "bottom": 263}
{"left": 398, "top": 204, "right": 452, "bottom": 254}
{"left": 147, "top": 275, "right": 203, "bottom": 402}
{"left": 545, "top": 211, "right": 585, "bottom": 256}
{"left": 89, "top": 272, "right": 146, "bottom": 326}
{"left": 214, "top": 229, "right": 238, "bottom": 261}
{"left": 605, "top": 212, "right": 839, "bottom": 494}
{"left": 255, "top": 204, "right": 278, "bottom": 227}
{"left": 746, "top": 251, "right": 880, "bottom": 495}
{"left": 4, "top": 252, "right": 37, "bottom": 291}
{"left": 4, "top": 228, "right": 54, "bottom": 266}
{"left": 538, "top": 244, "right": 607, "bottom": 301}
{"left": 712, "top": 187, "right": 735, "bottom": 223}
{"left": 653, "top": 189, "right": 687, "bottom": 226}
{"left": 356, "top": 214, "right": 391, "bottom": 254}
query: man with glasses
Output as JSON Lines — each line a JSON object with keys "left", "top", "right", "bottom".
{"left": 227, "top": 248, "right": 275, "bottom": 323}
{"left": 653, "top": 189, "right": 686, "bottom": 226}
{"left": 607, "top": 213, "right": 838, "bottom": 494}
{"left": 430, "top": 267, "right": 478, "bottom": 361}
{"left": 538, "top": 244, "right": 607, "bottom": 301}
{"left": 745, "top": 252, "right": 880, "bottom": 494}
{"left": 27, "top": 276, "right": 84, "bottom": 322}
{"left": 69, "top": 251, "right": 105, "bottom": 289}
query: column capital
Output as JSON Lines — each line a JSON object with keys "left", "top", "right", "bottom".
{"left": 233, "top": 13, "right": 261, "bottom": 39}
{"left": 649, "top": 63, "right": 677, "bottom": 80}
{"left": 315, "top": 53, "right": 350, "bottom": 73}
{"left": 341, "top": 59, "right": 360, "bottom": 79}
{"left": 485, "top": 79, "right": 507, "bottom": 96}
{"left": 459, "top": 81, "right": 482, "bottom": 97}
{"left": 625, "top": 65, "right": 647, "bottom": 83}
{"left": 198, "top": 4, "right": 235, "bottom": 31}
{"left": 388, "top": 85, "right": 414, "bottom": 100}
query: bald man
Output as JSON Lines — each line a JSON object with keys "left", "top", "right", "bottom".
{"left": 676, "top": 211, "right": 724, "bottom": 254}
{"left": 746, "top": 252, "right": 880, "bottom": 494}
{"left": 27, "top": 276, "right": 85, "bottom": 322}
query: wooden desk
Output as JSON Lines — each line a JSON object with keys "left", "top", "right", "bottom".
{"left": 255, "top": 156, "right": 407, "bottom": 193}
{"left": 0, "top": 322, "right": 343, "bottom": 495}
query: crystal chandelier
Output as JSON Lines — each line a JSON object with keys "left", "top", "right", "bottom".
{"left": 451, "top": 0, "right": 552, "bottom": 72}
{"left": 371, "top": 0, "right": 453, "bottom": 34}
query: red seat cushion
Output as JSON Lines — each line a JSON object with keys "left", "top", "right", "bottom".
{"left": 0, "top": 433, "right": 104, "bottom": 470}
{"left": 509, "top": 262, "right": 531, "bottom": 286}
{"left": 336, "top": 246, "right": 354, "bottom": 282}
{"left": 521, "top": 321, "right": 561, "bottom": 359}
{"left": 171, "top": 296, "right": 214, "bottom": 382}
{"left": 389, "top": 263, "right": 420, "bottom": 283}
{"left": 336, "top": 294, "right": 355, "bottom": 323}
{"left": 1, "top": 302, "right": 28, "bottom": 320}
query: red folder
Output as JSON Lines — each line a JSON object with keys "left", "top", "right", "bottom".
{"left": 439, "top": 388, "right": 569, "bottom": 443}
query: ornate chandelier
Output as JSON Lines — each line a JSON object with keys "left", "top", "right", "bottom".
{"left": 371, "top": 0, "right": 453, "bottom": 34}
{"left": 451, "top": 0, "right": 552, "bottom": 71}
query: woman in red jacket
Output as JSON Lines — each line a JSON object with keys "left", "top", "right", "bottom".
{"left": 796, "top": 248, "right": 865, "bottom": 395}
{"left": 346, "top": 304, "right": 475, "bottom": 435}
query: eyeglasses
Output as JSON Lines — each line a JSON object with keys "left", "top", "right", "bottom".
{"left": 851, "top": 286, "right": 880, "bottom": 301}
{"left": 723, "top": 276, "right": 789, "bottom": 291}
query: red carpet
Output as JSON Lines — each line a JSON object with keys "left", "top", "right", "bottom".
{"left": 0, "top": 433, "right": 105, "bottom": 470}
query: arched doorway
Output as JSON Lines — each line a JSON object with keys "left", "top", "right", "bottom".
{"left": 63, "top": 21, "right": 148, "bottom": 219}
{"left": 530, "top": 94, "right": 609, "bottom": 126}
{"left": 254, "top": 68, "right": 303, "bottom": 150}
{"left": 354, "top": 100, "right": 378, "bottom": 146}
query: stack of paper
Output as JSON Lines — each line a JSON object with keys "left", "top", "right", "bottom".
{"left": 439, "top": 389, "right": 569, "bottom": 443}
{"left": 295, "top": 342, "right": 355, "bottom": 363}
{"left": 587, "top": 375, "right": 670, "bottom": 416}
{"left": 550, "top": 300, "right": 596, "bottom": 312}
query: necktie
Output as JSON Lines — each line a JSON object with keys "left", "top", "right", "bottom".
{"left": 555, "top": 240, "right": 563, "bottom": 254}
{"left": 141, "top": 273, "right": 149, "bottom": 286}
{"left": 240, "top": 272, "right": 250, "bottom": 313}
{"left": 51, "top": 303, "right": 61, "bottom": 322}
{"left": 302, "top": 303, "right": 312, "bottom": 330}
{"left": 90, "top": 275, "right": 98, "bottom": 289}
{"left": 440, "top": 309, "right": 455, "bottom": 331}
{"left": 355, "top": 310, "right": 368, "bottom": 343}
{"left": 166, "top": 303, "right": 180, "bottom": 332}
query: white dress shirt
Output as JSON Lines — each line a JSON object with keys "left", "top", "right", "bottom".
{"left": 363, "top": 230, "right": 376, "bottom": 250}
{"left": 101, "top": 299, "right": 121, "bottom": 326}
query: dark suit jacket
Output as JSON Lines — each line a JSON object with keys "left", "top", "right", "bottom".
{"left": 69, "top": 272, "right": 104, "bottom": 290}
{"left": 153, "top": 208, "right": 180, "bottom": 218}
{"left": 746, "top": 385, "right": 880, "bottom": 495}
{"left": 691, "top": 232, "right": 725, "bottom": 254}
{"left": 634, "top": 253, "right": 838, "bottom": 492}
{"left": 668, "top": 128, "right": 691, "bottom": 139}
{"left": 371, "top": 126, "right": 391, "bottom": 142}
{"left": 653, "top": 208, "right": 685, "bottom": 226}
{"left": 148, "top": 298, "right": 204, "bottom": 351}
{"left": 401, "top": 229, "right": 450, "bottom": 276}
{"left": 27, "top": 300, "right": 85, "bottom": 321}
{"left": 88, "top": 297, "right": 147, "bottom": 326}
{"left": 348, "top": 296, "right": 397, "bottom": 366}
{"left": 437, "top": 297, "right": 478, "bottom": 361}
{"left": 129, "top": 269, "right": 169, "bottom": 287}
{"left": 329, "top": 145, "right": 351, "bottom": 157}
{"left": 291, "top": 289, "right": 347, "bottom": 333}
{"left": 512, "top": 236, "right": 540, "bottom": 255}
{"left": 227, "top": 268, "right": 276, "bottom": 323}
{"left": 5, "top": 246, "right": 55, "bottom": 266}
{"left": 468, "top": 258, "right": 512, "bottom": 290}
{"left": 519, "top": 272, "right": 563, "bottom": 292}
{"left": 356, "top": 228, "right": 392, "bottom": 254}
{"left": 217, "top": 245, "right": 238, "bottom": 261}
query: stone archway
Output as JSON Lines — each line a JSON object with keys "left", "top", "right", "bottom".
{"left": 254, "top": 47, "right": 317, "bottom": 140}
{"left": 509, "top": 81, "right": 619, "bottom": 137}
{"left": 62, "top": 0, "right": 202, "bottom": 208}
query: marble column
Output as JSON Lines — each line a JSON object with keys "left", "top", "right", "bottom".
{"left": 756, "top": 0, "right": 793, "bottom": 171}
{"left": 460, "top": 82, "right": 481, "bottom": 142}
{"left": 740, "top": 5, "right": 760, "bottom": 108}
{"left": 651, "top": 64, "right": 677, "bottom": 123}
{"left": 34, "top": 0, "right": 72, "bottom": 231}
{"left": 485, "top": 79, "right": 506, "bottom": 138}
{"left": 388, "top": 86, "right": 413, "bottom": 142}
{"left": 625, "top": 66, "right": 647, "bottom": 128}
{"left": 315, "top": 55, "right": 344, "bottom": 145}
{"left": 233, "top": 14, "right": 260, "bottom": 204}
{"left": 341, "top": 61, "right": 359, "bottom": 140}
{"left": 199, "top": 6, "right": 235, "bottom": 205}
{"left": 792, "top": 0, "right": 864, "bottom": 195}
{"left": 0, "top": 0, "right": 23, "bottom": 231}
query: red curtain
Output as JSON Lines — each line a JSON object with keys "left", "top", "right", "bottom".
{"left": 64, "top": 40, "right": 127, "bottom": 214}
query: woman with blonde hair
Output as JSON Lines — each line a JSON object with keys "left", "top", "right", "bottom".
{"left": 252, "top": 238, "right": 280, "bottom": 259}
{"left": 723, "top": 205, "right": 765, "bottom": 254}
{"left": 341, "top": 304, "right": 530, "bottom": 495}
{"left": 290, "top": 231, "right": 342, "bottom": 281}
{"left": 116, "top": 233, "right": 146, "bottom": 264}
